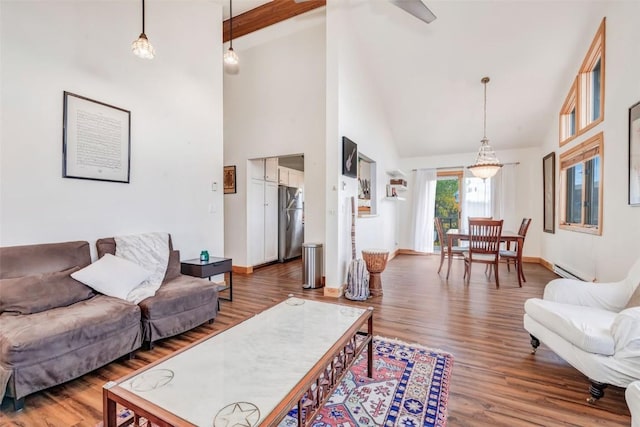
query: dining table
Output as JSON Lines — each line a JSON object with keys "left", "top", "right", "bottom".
{"left": 445, "top": 228, "right": 525, "bottom": 284}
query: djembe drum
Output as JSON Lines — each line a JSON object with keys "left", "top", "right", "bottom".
{"left": 361, "top": 249, "right": 389, "bottom": 297}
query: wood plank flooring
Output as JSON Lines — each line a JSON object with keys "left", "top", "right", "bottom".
{"left": 0, "top": 254, "right": 631, "bottom": 426}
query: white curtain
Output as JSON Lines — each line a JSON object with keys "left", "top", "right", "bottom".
{"left": 410, "top": 169, "right": 437, "bottom": 253}
{"left": 491, "top": 164, "right": 518, "bottom": 231}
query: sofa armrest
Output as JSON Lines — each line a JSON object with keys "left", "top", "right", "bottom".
{"left": 612, "top": 307, "right": 640, "bottom": 359}
{"left": 543, "top": 278, "right": 631, "bottom": 312}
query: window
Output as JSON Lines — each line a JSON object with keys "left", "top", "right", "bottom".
{"left": 559, "top": 18, "right": 605, "bottom": 146}
{"left": 559, "top": 132, "right": 603, "bottom": 234}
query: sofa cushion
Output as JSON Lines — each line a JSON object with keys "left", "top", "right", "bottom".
{"left": 0, "top": 295, "right": 141, "bottom": 367}
{"left": 0, "top": 266, "right": 95, "bottom": 315}
{"left": 138, "top": 275, "right": 217, "bottom": 320}
{"left": 0, "top": 241, "right": 91, "bottom": 279}
{"left": 71, "top": 254, "right": 151, "bottom": 301}
{"left": 525, "top": 298, "right": 616, "bottom": 355}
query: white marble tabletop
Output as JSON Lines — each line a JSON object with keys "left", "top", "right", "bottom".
{"left": 118, "top": 297, "right": 367, "bottom": 426}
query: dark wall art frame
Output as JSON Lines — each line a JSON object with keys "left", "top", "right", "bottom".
{"left": 629, "top": 101, "right": 640, "bottom": 206}
{"left": 543, "top": 151, "right": 556, "bottom": 233}
{"left": 63, "top": 91, "right": 131, "bottom": 183}
{"left": 342, "top": 136, "right": 358, "bottom": 178}
{"left": 224, "top": 165, "right": 237, "bottom": 194}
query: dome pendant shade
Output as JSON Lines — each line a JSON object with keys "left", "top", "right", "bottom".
{"left": 224, "top": 0, "right": 239, "bottom": 74}
{"left": 132, "top": 33, "right": 155, "bottom": 59}
{"left": 223, "top": 47, "right": 239, "bottom": 74}
{"left": 132, "top": 0, "right": 154, "bottom": 59}
{"left": 468, "top": 77, "right": 502, "bottom": 179}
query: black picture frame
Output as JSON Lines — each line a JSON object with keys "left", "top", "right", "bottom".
{"left": 62, "top": 91, "right": 131, "bottom": 183}
{"left": 342, "top": 136, "right": 358, "bottom": 178}
{"left": 224, "top": 165, "right": 236, "bottom": 194}
{"left": 543, "top": 151, "right": 556, "bottom": 233}
{"left": 629, "top": 101, "right": 640, "bottom": 206}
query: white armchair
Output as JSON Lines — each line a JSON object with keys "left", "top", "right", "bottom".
{"left": 523, "top": 257, "right": 640, "bottom": 402}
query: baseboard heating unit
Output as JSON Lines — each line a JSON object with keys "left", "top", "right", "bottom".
{"left": 553, "top": 264, "right": 593, "bottom": 282}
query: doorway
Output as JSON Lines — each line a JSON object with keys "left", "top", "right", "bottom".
{"left": 434, "top": 171, "right": 462, "bottom": 249}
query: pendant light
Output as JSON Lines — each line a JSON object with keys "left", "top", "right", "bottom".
{"left": 223, "top": 0, "right": 239, "bottom": 75}
{"left": 467, "top": 77, "right": 503, "bottom": 179}
{"left": 131, "top": 0, "right": 155, "bottom": 59}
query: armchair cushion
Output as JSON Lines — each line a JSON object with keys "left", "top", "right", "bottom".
{"left": 611, "top": 307, "right": 640, "bottom": 358}
{"left": 543, "top": 278, "right": 634, "bottom": 312}
{"left": 525, "top": 298, "right": 616, "bottom": 355}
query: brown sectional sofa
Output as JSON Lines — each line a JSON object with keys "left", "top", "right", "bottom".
{"left": 96, "top": 237, "right": 219, "bottom": 349}
{"left": 0, "top": 241, "right": 142, "bottom": 411}
{"left": 0, "top": 238, "right": 219, "bottom": 411}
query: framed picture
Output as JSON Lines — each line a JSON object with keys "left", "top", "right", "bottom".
{"left": 543, "top": 151, "right": 556, "bottom": 233}
{"left": 342, "top": 136, "right": 357, "bottom": 178}
{"left": 224, "top": 165, "right": 236, "bottom": 194}
{"left": 62, "top": 91, "right": 131, "bottom": 183}
{"left": 629, "top": 101, "right": 640, "bottom": 206}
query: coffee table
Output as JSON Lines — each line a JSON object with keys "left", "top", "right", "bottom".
{"left": 103, "top": 297, "right": 374, "bottom": 427}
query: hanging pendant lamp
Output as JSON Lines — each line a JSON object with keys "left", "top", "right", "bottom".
{"left": 132, "top": 0, "right": 155, "bottom": 59}
{"left": 223, "top": 0, "right": 239, "bottom": 74}
{"left": 467, "top": 77, "right": 502, "bottom": 179}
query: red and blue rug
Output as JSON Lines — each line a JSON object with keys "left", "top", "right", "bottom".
{"left": 279, "top": 336, "right": 453, "bottom": 427}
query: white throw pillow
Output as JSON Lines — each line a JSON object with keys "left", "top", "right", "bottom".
{"left": 71, "top": 254, "right": 152, "bottom": 301}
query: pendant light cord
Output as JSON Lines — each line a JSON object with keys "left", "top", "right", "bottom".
{"left": 142, "top": 0, "right": 146, "bottom": 34}
{"left": 483, "top": 78, "right": 488, "bottom": 140}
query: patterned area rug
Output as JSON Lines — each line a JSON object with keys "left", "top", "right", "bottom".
{"left": 279, "top": 336, "right": 453, "bottom": 427}
{"left": 97, "top": 337, "right": 453, "bottom": 427}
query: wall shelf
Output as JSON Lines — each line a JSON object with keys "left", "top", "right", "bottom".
{"left": 385, "top": 196, "right": 406, "bottom": 201}
{"left": 389, "top": 184, "right": 407, "bottom": 192}
{"left": 386, "top": 169, "right": 407, "bottom": 178}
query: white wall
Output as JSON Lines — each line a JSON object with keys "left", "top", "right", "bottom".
{"left": 539, "top": 3, "right": 640, "bottom": 282}
{"left": 0, "top": 1, "right": 224, "bottom": 259}
{"left": 223, "top": 16, "right": 326, "bottom": 267}
{"left": 323, "top": 2, "right": 401, "bottom": 289}
{"left": 398, "top": 147, "right": 542, "bottom": 258}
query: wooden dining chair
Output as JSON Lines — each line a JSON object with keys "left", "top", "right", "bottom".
{"left": 500, "top": 218, "right": 532, "bottom": 285}
{"left": 434, "top": 217, "right": 466, "bottom": 277}
{"left": 463, "top": 219, "right": 504, "bottom": 287}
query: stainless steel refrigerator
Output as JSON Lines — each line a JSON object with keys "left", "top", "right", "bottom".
{"left": 278, "top": 186, "right": 304, "bottom": 262}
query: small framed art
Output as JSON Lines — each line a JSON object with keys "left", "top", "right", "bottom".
{"left": 224, "top": 165, "right": 236, "bottom": 194}
{"left": 342, "top": 136, "right": 357, "bottom": 178}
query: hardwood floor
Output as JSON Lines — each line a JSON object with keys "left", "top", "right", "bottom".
{"left": 0, "top": 255, "right": 631, "bottom": 426}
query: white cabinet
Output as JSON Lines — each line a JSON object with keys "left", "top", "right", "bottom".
{"left": 278, "top": 166, "right": 304, "bottom": 189}
{"left": 250, "top": 158, "right": 278, "bottom": 182}
{"left": 249, "top": 178, "right": 278, "bottom": 266}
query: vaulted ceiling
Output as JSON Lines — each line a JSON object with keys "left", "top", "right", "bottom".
{"left": 224, "top": 1, "right": 609, "bottom": 158}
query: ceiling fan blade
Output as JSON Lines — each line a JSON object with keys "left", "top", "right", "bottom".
{"left": 389, "top": 0, "right": 436, "bottom": 24}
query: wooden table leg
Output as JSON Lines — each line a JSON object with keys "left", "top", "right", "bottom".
{"left": 516, "top": 237, "right": 523, "bottom": 287}
{"left": 367, "top": 312, "right": 373, "bottom": 378}
{"left": 446, "top": 235, "right": 453, "bottom": 279}
{"left": 103, "top": 384, "right": 117, "bottom": 427}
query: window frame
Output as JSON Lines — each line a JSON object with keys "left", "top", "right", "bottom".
{"left": 559, "top": 132, "right": 604, "bottom": 235}
{"left": 558, "top": 18, "right": 605, "bottom": 146}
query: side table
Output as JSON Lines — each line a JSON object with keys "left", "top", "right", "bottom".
{"left": 181, "top": 257, "right": 233, "bottom": 304}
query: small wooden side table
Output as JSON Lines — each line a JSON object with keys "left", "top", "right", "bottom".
{"left": 181, "top": 257, "right": 232, "bottom": 303}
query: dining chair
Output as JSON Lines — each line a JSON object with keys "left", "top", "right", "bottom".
{"left": 463, "top": 219, "right": 504, "bottom": 287}
{"left": 434, "top": 217, "right": 466, "bottom": 277}
{"left": 500, "top": 217, "right": 532, "bottom": 285}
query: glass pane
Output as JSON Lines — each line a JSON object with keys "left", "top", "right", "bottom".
{"left": 565, "top": 164, "right": 583, "bottom": 224}
{"left": 584, "top": 156, "right": 600, "bottom": 226}
{"left": 434, "top": 177, "right": 460, "bottom": 247}
{"left": 592, "top": 59, "right": 601, "bottom": 121}
{"left": 570, "top": 108, "right": 576, "bottom": 136}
